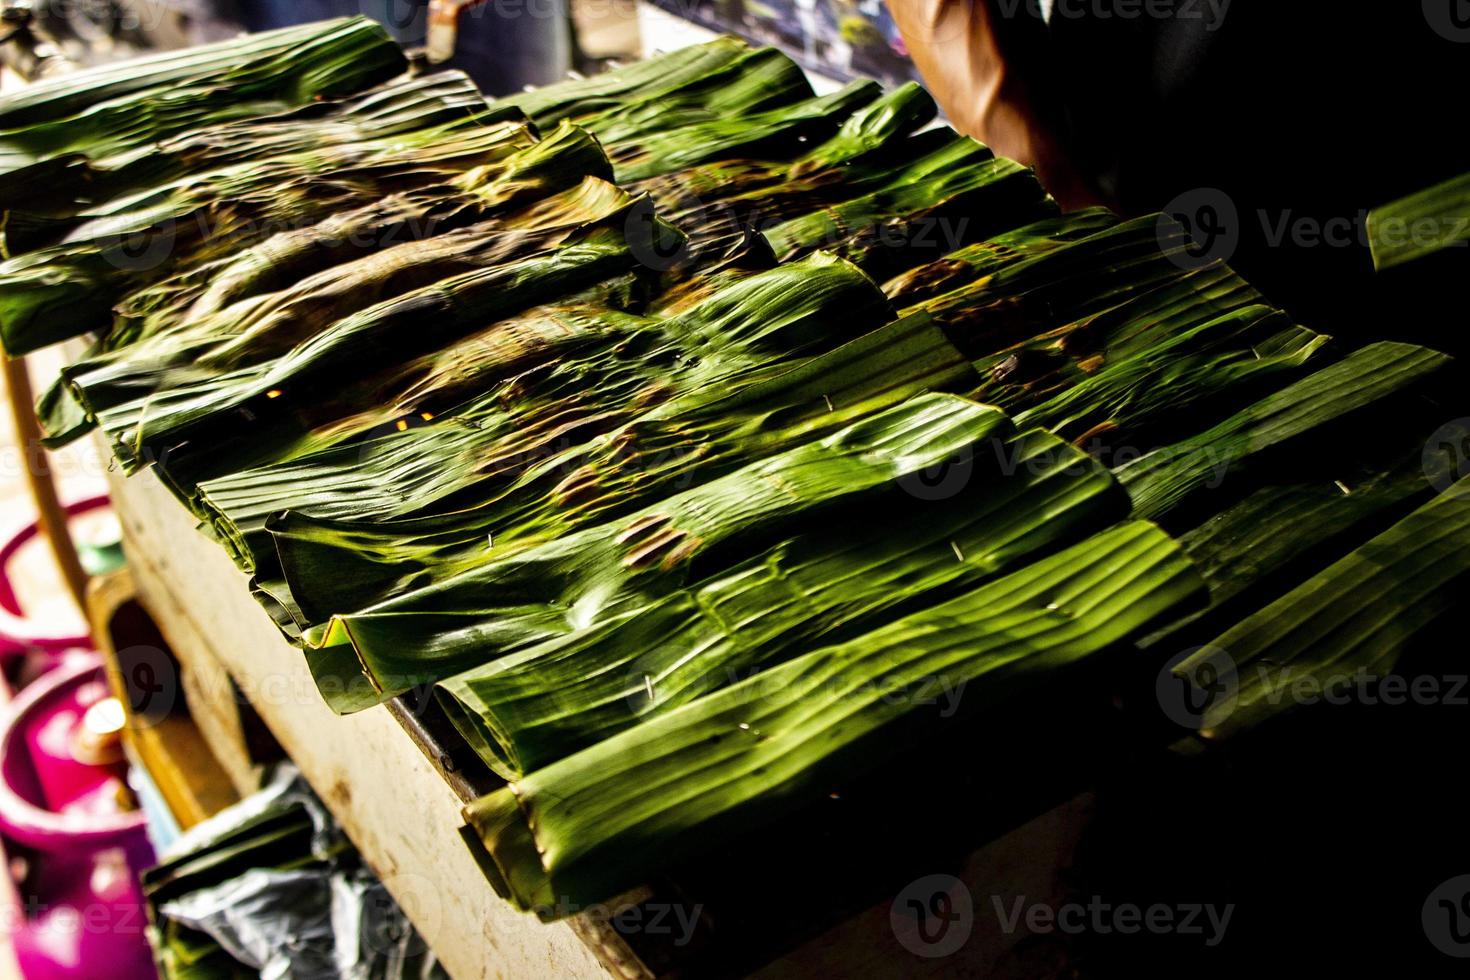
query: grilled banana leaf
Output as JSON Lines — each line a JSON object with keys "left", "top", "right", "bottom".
{"left": 486, "top": 37, "right": 754, "bottom": 128}
{"left": 882, "top": 207, "right": 1118, "bottom": 305}
{"left": 609, "top": 81, "right": 881, "bottom": 183}
{"left": 311, "top": 394, "right": 1010, "bottom": 709}
{"left": 69, "top": 176, "right": 634, "bottom": 428}
{"left": 462, "top": 520, "right": 1204, "bottom": 914}
{"left": 2, "top": 71, "right": 515, "bottom": 241}
{"left": 438, "top": 427, "right": 1130, "bottom": 777}
{"left": 106, "top": 120, "right": 605, "bottom": 352}
{"left": 760, "top": 134, "right": 1051, "bottom": 276}
{"left": 1172, "top": 477, "right": 1470, "bottom": 739}
{"left": 1116, "top": 341, "right": 1451, "bottom": 522}
{"left": 1367, "top": 171, "right": 1470, "bottom": 270}
{"left": 115, "top": 217, "right": 679, "bottom": 483}
{"left": 1013, "top": 305, "right": 1331, "bottom": 446}
{"left": 193, "top": 250, "right": 895, "bottom": 585}
{"left": 967, "top": 261, "right": 1263, "bottom": 415}
{"left": 0, "top": 118, "right": 539, "bottom": 353}
{"left": 258, "top": 312, "right": 971, "bottom": 631}
{"left": 0, "top": 17, "right": 404, "bottom": 182}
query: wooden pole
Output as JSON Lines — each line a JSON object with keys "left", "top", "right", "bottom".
{"left": 3, "top": 355, "right": 90, "bottom": 612}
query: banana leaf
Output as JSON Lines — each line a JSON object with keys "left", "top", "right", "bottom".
{"left": 107, "top": 119, "right": 605, "bottom": 352}
{"left": 24, "top": 114, "right": 524, "bottom": 248}
{"left": 609, "top": 81, "right": 881, "bottom": 183}
{"left": 909, "top": 215, "right": 1200, "bottom": 362}
{"left": 572, "top": 47, "right": 812, "bottom": 145}
{"left": 438, "top": 426, "right": 1131, "bottom": 777}
{"left": 189, "top": 249, "right": 887, "bottom": 558}
{"left": 0, "top": 18, "right": 404, "bottom": 180}
{"left": 638, "top": 247, "right": 779, "bottom": 319}
{"left": 175, "top": 295, "right": 652, "bottom": 514}
{"left": 461, "top": 519, "right": 1205, "bottom": 914}
{"left": 257, "top": 311, "right": 973, "bottom": 632}
{"left": 112, "top": 216, "right": 682, "bottom": 485}
{"left": 881, "top": 207, "right": 1118, "bottom": 305}
{"left": 759, "top": 134, "right": 1050, "bottom": 274}
{"left": 1170, "top": 476, "right": 1470, "bottom": 740}
{"left": 189, "top": 251, "right": 887, "bottom": 614}
{"left": 1143, "top": 432, "right": 1458, "bottom": 649}
{"left": 0, "top": 117, "right": 540, "bottom": 354}
{"left": 625, "top": 85, "right": 942, "bottom": 268}
{"left": 308, "top": 394, "right": 1011, "bottom": 709}
{"left": 184, "top": 271, "right": 866, "bottom": 574}
{"left": 793, "top": 81, "right": 939, "bottom": 171}
{"left": 2, "top": 71, "right": 515, "bottom": 236}
{"left": 1367, "top": 170, "right": 1470, "bottom": 270}
{"left": 485, "top": 36, "right": 754, "bottom": 128}
{"left": 202, "top": 335, "right": 653, "bottom": 577}
{"left": 67, "top": 176, "right": 634, "bottom": 428}
{"left": 36, "top": 123, "right": 609, "bottom": 450}
{"left": 967, "top": 261, "right": 1263, "bottom": 414}
{"left": 1116, "top": 341, "right": 1452, "bottom": 522}
{"left": 627, "top": 81, "right": 936, "bottom": 217}
{"left": 1012, "top": 305, "right": 1331, "bottom": 446}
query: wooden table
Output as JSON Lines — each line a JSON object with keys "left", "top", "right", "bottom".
{"left": 104, "top": 452, "right": 1102, "bottom": 979}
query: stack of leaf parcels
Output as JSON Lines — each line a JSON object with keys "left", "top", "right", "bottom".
{"left": 9, "top": 20, "right": 1468, "bottom": 916}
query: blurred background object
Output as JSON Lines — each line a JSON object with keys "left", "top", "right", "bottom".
{"left": 141, "top": 765, "right": 446, "bottom": 980}
{"left": 0, "top": 331, "right": 142, "bottom": 978}
{"left": 647, "top": 0, "right": 915, "bottom": 85}
{"left": 4, "top": 0, "right": 914, "bottom": 100}
{"left": 0, "top": 660, "right": 156, "bottom": 980}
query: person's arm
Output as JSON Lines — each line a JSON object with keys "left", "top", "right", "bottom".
{"left": 886, "top": 0, "right": 1093, "bottom": 208}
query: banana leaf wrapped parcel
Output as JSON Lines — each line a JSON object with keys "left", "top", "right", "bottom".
{"left": 12, "top": 26, "right": 1469, "bottom": 928}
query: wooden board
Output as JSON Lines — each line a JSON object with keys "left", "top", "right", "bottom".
{"left": 105, "top": 460, "right": 644, "bottom": 980}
